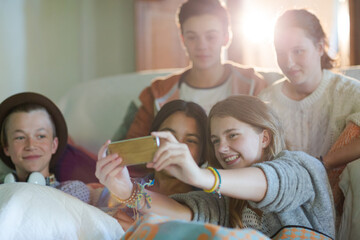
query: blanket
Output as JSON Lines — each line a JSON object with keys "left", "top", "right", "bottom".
{"left": 0, "top": 183, "right": 124, "bottom": 240}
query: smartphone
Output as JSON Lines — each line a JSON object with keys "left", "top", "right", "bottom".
{"left": 107, "top": 135, "right": 160, "bottom": 167}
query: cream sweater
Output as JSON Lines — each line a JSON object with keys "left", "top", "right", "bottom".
{"left": 259, "top": 70, "right": 360, "bottom": 157}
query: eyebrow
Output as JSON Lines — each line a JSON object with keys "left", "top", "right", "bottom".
{"left": 11, "top": 128, "right": 48, "bottom": 134}
{"left": 184, "top": 29, "right": 220, "bottom": 35}
{"left": 11, "top": 129, "right": 26, "bottom": 135}
{"left": 211, "top": 128, "right": 238, "bottom": 139}
{"left": 160, "top": 127, "right": 201, "bottom": 139}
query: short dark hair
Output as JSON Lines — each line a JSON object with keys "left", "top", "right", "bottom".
{"left": 150, "top": 100, "right": 207, "bottom": 166}
{"left": 275, "top": 9, "right": 336, "bottom": 69}
{"left": 1, "top": 103, "right": 56, "bottom": 148}
{"left": 177, "top": 0, "right": 230, "bottom": 34}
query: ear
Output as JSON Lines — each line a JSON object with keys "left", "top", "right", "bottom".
{"left": 261, "top": 129, "right": 271, "bottom": 149}
{"left": 317, "top": 39, "right": 325, "bottom": 57}
{"left": 179, "top": 33, "right": 189, "bottom": 55}
{"left": 222, "top": 30, "right": 231, "bottom": 47}
{"left": 180, "top": 33, "right": 185, "bottom": 45}
{"left": 51, "top": 137, "right": 59, "bottom": 154}
{"left": 3, "top": 146, "right": 10, "bottom": 156}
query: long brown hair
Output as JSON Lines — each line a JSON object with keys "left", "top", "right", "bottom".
{"left": 275, "top": 9, "right": 336, "bottom": 69}
{"left": 150, "top": 99, "right": 208, "bottom": 166}
{"left": 207, "top": 95, "right": 286, "bottom": 228}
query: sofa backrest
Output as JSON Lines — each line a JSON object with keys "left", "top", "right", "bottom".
{"left": 57, "top": 66, "right": 360, "bottom": 155}
{"left": 57, "top": 70, "right": 174, "bottom": 154}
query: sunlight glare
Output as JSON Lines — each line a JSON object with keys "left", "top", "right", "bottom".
{"left": 240, "top": 7, "right": 276, "bottom": 44}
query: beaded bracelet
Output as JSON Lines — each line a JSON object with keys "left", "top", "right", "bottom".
{"left": 203, "top": 166, "right": 222, "bottom": 198}
{"left": 112, "top": 179, "right": 154, "bottom": 210}
{"left": 112, "top": 179, "right": 139, "bottom": 205}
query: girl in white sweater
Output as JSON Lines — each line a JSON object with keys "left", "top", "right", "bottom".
{"left": 259, "top": 9, "right": 360, "bottom": 170}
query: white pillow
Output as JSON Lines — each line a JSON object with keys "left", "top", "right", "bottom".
{"left": 0, "top": 183, "right": 124, "bottom": 240}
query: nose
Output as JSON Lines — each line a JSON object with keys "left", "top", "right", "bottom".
{"left": 25, "top": 137, "right": 36, "bottom": 150}
{"left": 286, "top": 53, "right": 295, "bottom": 69}
{"left": 217, "top": 139, "right": 229, "bottom": 153}
{"left": 196, "top": 36, "right": 207, "bottom": 49}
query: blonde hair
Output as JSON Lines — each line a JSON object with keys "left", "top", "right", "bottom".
{"left": 207, "top": 95, "right": 286, "bottom": 228}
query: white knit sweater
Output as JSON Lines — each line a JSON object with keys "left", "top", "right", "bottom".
{"left": 259, "top": 69, "right": 360, "bottom": 157}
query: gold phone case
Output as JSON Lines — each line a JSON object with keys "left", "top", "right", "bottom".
{"left": 107, "top": 136, "right": 160, "bottom": 167}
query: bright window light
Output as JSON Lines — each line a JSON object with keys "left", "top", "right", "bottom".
{"left": 239, "top": 6, "right": 276, "bottom": 44}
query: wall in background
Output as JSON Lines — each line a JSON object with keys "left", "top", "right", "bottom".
{"left": 228, "top": 0, "right": 344, "bottom": 68}
{"left": 0, "top": 0, "right": 135, "bottom": 103}
{"left": 135, "top": 0, "right": 350, "bottom": 71}
{"left": 0, "top": 0, "right": 352, "bottom": 103}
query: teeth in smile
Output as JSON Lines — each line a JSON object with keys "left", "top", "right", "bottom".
{"left": 224, "top": 155, "right": 238, "bottom": 162}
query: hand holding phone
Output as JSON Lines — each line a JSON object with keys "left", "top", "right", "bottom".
{"left": 107, "top": 136, "right": 160, "bottom": 167}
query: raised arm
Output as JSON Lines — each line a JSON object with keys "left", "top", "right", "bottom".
{"left": 95, "top": 140, "right": 192, "bottom": 221}
{"left": 323, "top": 122, "right": 360, "bottom": 170}
{"left": 149, "top": 131, "right": 268, "bottom": 202}
{"left": 323, "top": 137, "right": 360, "bottom": 169}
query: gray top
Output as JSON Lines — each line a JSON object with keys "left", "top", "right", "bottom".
{"left": 171, "top": 150, "right": 335, "bottom": 238}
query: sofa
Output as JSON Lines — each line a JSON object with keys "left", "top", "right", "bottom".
{"left": 57, "top": 65, "right": 360, "bottom": 239}
{"left": 0, "top": 65, "right": 359, "bottom": 239}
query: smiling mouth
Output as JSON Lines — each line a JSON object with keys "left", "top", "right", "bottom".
{"left": 23, "top": 155, "right": 41, "bottom": 160}
{"left": 223, "top": 154, "right": 240, "bottom": 163}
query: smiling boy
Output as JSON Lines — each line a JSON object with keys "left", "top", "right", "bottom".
{"left": 0, "top": 92, "right": 90, "bottom": 202}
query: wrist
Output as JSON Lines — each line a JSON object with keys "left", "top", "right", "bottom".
{"left": 203, "top": 167, "right": 222, "bottom": 198}
{"left": 113, "top": 179, "right": 137, "bottom": 203}
{"left": 192, "top": 168, "right": 214, "bottom": 190}
{"left": 318, "top": 155, "right": 329, "bottom": 170}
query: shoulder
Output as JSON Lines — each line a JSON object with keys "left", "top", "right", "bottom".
{"left": 258, "top": 78, "right": 286, "bottom": 102}
{"left": 138, "top": 70, "right": 184, "bottom": 101}
{"left": 227, "top": 61, "right": 268, "bottom": 95}
{"left": 226, "top": 61, "right": 257, "bottom": 76}
{"left": 228, "top": 61, "right": 265, "bottom": 82}
{"left": 149, "top": 69, "right": 188, "bottom": 97}
{"left": 277, "top": 150, "right": 323, "bottom": 166}
{"left": 325, "top": 69, "right": 360, "bottom": 90}
{"left": 257, "top": 150, "right": 326, "bottom": 176}
{"left": 58, "top": 180, "right": 90, "bottom": 203}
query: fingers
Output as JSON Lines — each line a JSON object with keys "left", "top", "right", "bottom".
{"left": 98, "top": 140, "right": 111, "bottom": 160}
{"left": 95, "top": 144, "right": 123, "bottom": 183}
{"left": 151, "top": 131, "right": 178, "bottom": 143}
{"left": 96, "top": 156, "right": 121, "bottom": 179}
{"left": 151, "top": 142, "right": 189, "bottom": 171}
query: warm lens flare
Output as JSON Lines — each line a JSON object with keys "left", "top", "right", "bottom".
{"left": 240, "top": 8, "right": 276, "bottom": 44}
